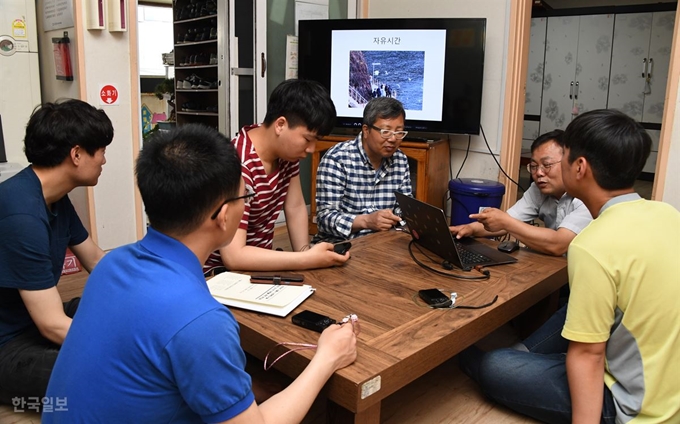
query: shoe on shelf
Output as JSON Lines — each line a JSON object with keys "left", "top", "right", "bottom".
{"left": 194, "top": 53, "right": 209, "bottom": 66}
{"left": 209, "top": 53, "right": 218, "bottom": 65}
{"left": 198, "top": 78, "right": 213, "bottom": 89}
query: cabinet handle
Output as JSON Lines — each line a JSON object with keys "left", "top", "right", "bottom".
{"left": 569, "top": 81, "right": 574, "bottom": 99}
{"left": 574, "top": 81, "right": 579, "bottom": 100}
{"left": 260, "top": 52, "right": 267, "bottom": 78}
{"left": 648, "top": 58, "right": 653, "bottom": 78}
{"left": 642, "top": 58, "right": 647, "bottom": 78}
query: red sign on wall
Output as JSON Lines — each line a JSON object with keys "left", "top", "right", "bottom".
{"left": 99, "top": 84, "right": 119, "bottom": 105}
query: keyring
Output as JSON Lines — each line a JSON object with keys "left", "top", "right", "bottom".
{"left": 264, "top": 313, "right": 360, "bottom": 371}
{"left": 338, "top": 313, "right": 360, "bottom": 335}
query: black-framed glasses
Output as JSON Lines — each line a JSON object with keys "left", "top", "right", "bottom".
{"left": 369, "top": 125, "right": 408, "bottom": 140}
{"left": 527, "top": 160, "right": 561, "bottom": 174}
{"left": 210, "top": 186, "right": 255, "bottom": 220}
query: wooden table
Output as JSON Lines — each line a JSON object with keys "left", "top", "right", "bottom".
{"left": 231, "top": 230, "right": 567, "bottom": 423}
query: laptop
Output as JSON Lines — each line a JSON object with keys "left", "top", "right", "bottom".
{"left": 394, "top": 192, "right": 518, "bottom": 271}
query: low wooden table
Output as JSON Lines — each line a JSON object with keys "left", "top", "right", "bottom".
{"left": 232, "top": 230, "right": 567, "bottom": 423}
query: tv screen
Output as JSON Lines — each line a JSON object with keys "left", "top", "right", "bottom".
{"left": 298, "top": 18, "right": 486, "bottom": 136}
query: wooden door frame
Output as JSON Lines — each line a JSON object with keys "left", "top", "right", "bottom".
{"left": 499, "top": 0, "right": 532, "bottom": 210}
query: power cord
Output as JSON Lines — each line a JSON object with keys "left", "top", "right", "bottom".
{"left": 408, "top": 240, "right": 490, "bottom": 281}
{"left": 455, "top": 134, "right": 471, "bottom": 179}
{"left": 479, "top": 125, "right": 526, "bottom": 193}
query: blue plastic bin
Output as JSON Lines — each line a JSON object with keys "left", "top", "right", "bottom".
{"left": 449, "top": 178, "right": 505, "bottom": 226}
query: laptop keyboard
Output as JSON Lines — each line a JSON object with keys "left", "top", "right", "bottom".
{"left": 454, "top": 240, "right": 492, "bottom": 265}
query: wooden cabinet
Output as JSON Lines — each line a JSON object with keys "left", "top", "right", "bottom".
{"left": 309, "top": 136, "right": 450, "bottom": 228}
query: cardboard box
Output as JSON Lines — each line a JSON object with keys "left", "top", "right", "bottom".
{"left": 61, "top": 248, "right": 82, "bottom": 275}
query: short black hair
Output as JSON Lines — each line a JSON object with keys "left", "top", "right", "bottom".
{"left": 362, "top": 97, "right": 406, "bottom": 126}
{"left": 136, "top": 124, "right": 241, "bottom": 235}
{"left": 563, "top": 109, "right": 651, "bottom": 190}
{"left": 24, "top": 99, "right": 114, "bottom": 167}
{"left": 531, "top": 129, "right": 564, "bottom": 153}
{"left": 262, "top": 79, "right": 336, "bottom": 136}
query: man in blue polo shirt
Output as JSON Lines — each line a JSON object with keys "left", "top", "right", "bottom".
{"left": 45, "top": 124, "right": 357, "bottom": 423}
{"left": 0, "top": 99, "right": 112, "bottom": 406}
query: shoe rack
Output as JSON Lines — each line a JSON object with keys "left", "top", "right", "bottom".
{"left": 173, "top": 0, "right": 222, "bottom": 130}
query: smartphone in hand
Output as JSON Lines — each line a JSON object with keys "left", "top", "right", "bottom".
{"left": 333, "top": 241, "right": 351, "bottom": 255}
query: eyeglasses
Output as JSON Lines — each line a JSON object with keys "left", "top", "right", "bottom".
{"left": 210, "top": 186, "right": 255, "bottom": 220}
{"left": 369, "top": 125, "right": 408, "bottom": 140}
{"left": 527, "top": 160, "right": 561, "bottom": 174}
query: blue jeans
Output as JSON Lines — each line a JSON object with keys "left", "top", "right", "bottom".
{"left": 459, "top": 305, "right": 617, "bottom": 423}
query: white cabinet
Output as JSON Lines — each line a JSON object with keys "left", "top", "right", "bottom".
{"left": 607, "top": 11, "right": 675, "bottom": 124}
{"left": 643, "top": 129, "right": 661, "bottom": 173}
{"left": 523, "top": 17, "right": 547, "bottom": 150}
{"left": 525, "top": 17, "right": 547, "bottom": 116}
{"left": 540, "top": 14, "right": 614, "bottom": 132}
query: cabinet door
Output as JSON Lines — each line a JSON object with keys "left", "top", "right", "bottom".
{"left": 525, "top": 17, "right": 547, "bottom": 116}
{"left": 642, "top": 129, "right": 661, "bottom": 173}
{"left": 522, "top": 120, "right": 540, "bottom": 150}
{"left": 541, "top": 16, "right": 579, "bottom": 132}
{"left": 227, "top": 0, "right": 267, "bottom": 137}
{"left": 642, "top": 11, "right": 675, "bottom": 124}
{"left": 573, "top": 14, "right": 614, "bottom": 116}
{"left": 608, "top": 12, "right": 653, "bottom": 122}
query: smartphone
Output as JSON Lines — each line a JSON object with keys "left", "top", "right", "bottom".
{"left": 333, "top": 241, "right": 352, "bottom": 255}
{"left": 418, "top": 289, "right": 452, "bottom": 308}
{"left": 292, "top": 310, "right": 336, "bottom": 333}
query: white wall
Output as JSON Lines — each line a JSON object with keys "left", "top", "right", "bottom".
{"left": 367, "top": 0, "right": 512, "bottom": 184}
{"left": 36, "top": 0, "right": 88, "bottom": 229}
{"left": 80, "top": 29, "right": 138, "bottom": 250}
{"left": 33, "top": 0, "right": 139, "bottom": 250}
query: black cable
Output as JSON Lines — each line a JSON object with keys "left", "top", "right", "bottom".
{"left": 454, "top": 295, "right": 499, "bottom": 309}
{"left": 479, "top": 125, "right": 526, "bottom": 193}
{"left": 407, "top": 240, "right": 490, "bottom": 281}
{"left": 455, "top": 135, "right": 471, "bottom": 179}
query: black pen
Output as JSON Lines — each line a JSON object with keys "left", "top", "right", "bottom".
{"left": 250, "top": 279, "right": 305, "bottom": 286}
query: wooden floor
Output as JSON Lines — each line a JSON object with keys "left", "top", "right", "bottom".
{"left": 0, "top": 226, "right": 537, "bottom": 424}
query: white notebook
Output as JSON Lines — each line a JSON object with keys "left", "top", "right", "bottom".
{"left": 207, "top": 272, "right": 315, "bottom": 317}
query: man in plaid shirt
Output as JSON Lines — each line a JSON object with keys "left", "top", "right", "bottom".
{"left": 314, "top": 98, "right": 412, "bottom": 243}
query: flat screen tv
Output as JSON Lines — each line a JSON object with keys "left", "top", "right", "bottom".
{"left": 298, "top": 18, "right": 486, "bottom": 136}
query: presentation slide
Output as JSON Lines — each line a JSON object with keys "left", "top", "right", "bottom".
{"left": 330, "top": 29, "right": 446, "bottom": 122}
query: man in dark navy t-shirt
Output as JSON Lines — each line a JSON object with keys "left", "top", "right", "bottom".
{"left": 0, "top": 99, "right": 113, "bottom": 405}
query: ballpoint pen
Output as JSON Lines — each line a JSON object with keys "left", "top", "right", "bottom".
{"left": 250, "top": 279, "right": 305, "bottom": 286}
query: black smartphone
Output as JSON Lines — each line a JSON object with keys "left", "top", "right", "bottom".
{"left": 291, "top": 310, "right": 336, "bottom": 333}
{"left": 333, "top": 241, "right": 351, "bottom": 255}
{"left": 418, "top": 289, "right": 452, "bottom": 308}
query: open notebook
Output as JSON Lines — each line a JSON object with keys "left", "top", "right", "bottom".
{"left": 207, "top": 272, "right": 314, "bottom": 317}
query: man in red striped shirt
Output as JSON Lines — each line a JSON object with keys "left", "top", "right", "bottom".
{"left": 205, "top": 80, "right": 350, "bottom": 272}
